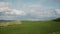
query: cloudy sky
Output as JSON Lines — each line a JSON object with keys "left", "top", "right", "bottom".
{"left": 0, "top": 0, "right": 60, "bottom": 20}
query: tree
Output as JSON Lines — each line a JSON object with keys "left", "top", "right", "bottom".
{"left": 53, "top": 18, "right": 60, "bottom": 22}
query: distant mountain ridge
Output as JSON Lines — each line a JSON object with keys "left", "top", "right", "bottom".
{"left": 0, "top": 20, "right": 16, "bottom": 22}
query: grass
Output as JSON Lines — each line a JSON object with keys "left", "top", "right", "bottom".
{"left": 0, "top": 21, "right": 60, "bottom": 34}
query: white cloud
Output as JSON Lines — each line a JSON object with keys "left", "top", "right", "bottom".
{"left": 0, "top": 2, "right": 11, "bottom": 8}
{"left": 0, "top": 2, "right": 26, "bottom": 20}
{"left": 10, "top": 9, "right": 26, "bottom": 16}
{"left": 0, "top": 2, "right": 26, "bottom": 16}
{"left": 24, "top": 4, "right": 55, "bottom": 18}
{"left": 55, "top": 9, "right": 60, "bottom": 14}
{"left": 15, "top": 3, "right": 59, "bottom": 20}
{"left": 0, "top": 2, "right": 59, "bottom": 20}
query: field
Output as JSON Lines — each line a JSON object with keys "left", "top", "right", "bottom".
{"left": 0, "top": 21, "right": 60, "bottom": 34}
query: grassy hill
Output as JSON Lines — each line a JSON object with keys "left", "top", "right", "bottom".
{"left": 0, "top": 21, "right": 60, "bottom": 34}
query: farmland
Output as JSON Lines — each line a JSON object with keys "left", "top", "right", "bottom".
{"left": 0, "top": 21, "right": 60, "bottom": 34}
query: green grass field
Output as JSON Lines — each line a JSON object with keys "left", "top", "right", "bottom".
{"left": 0, "top": 21, "right": 60, "bottom": 34}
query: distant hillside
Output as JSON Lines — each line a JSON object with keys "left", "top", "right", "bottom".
{"left": 53, "top": 18, "right": 60, "bottom": 22}
{"left": 0, "top": 20, "right": 21, "bottom": 26}
{"left": 0, "top": 20, "right": 16, "bottom": 22}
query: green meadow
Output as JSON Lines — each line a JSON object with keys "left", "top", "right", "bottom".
{"left": 0, "top": 21, "right": 60, "bottom": 34}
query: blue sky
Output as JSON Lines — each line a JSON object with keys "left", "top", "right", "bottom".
{"left": 0, "top": 0, "right": 60, "bottom": 20}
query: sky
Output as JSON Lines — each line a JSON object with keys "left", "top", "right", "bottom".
{"left": 0, "top": 0, "right": 60, "bottom": 20}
